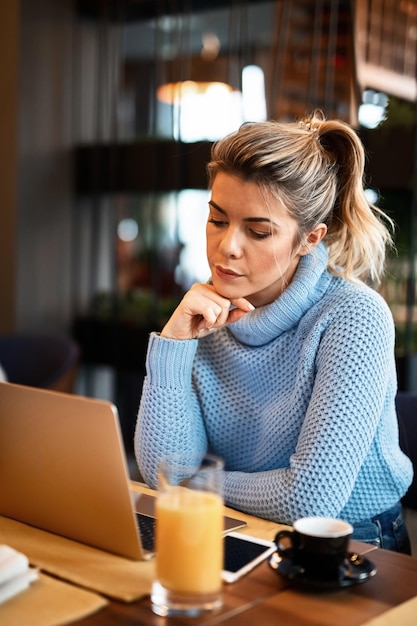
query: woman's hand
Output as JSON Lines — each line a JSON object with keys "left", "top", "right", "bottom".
{"left": 160, "top": 283, "right": 255, "bottom": 340}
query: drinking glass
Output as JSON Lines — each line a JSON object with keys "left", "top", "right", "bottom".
{"left": 151, "top": 452, "right": 224, "bottom": 617}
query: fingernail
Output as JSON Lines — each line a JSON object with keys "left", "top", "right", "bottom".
{"left": 197, "top": 327, "right": 215, "bottom": 337}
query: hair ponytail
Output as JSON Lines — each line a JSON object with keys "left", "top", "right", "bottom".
{"left": 316, "top": 117, "right": 394, "bottom": 285}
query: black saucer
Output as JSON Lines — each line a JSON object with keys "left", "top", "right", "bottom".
{"left": 269, "top": 551, "right": 377, "bottom": 590}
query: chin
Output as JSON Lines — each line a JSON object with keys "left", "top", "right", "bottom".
{"left": 215, "top": 284, "right": 255, "bottom": 304}
{"left": 212, "top": 281, "right": 243, "bottom": 300}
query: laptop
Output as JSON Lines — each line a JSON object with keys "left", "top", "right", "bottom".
{"left": 0, "top": 382, "right": 246, "bottom": 560}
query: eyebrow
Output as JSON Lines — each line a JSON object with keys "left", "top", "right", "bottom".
{"left": 208, "top": 200, "right": 278, "bottom": 226}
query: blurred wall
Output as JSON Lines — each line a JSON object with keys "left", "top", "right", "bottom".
{"left": 16, "top": 0, "right": 75, "bottom": 334}
{"left": 0, "top": 0, "right": 146, "bottom": 337}
{"left": 0, "top": 1, "right": 19, "bottom": 333}
{"left": 0, "top": 0, "right": 75, "bottom": 336}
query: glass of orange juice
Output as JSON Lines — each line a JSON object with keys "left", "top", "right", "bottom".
{"left": 151, "top": 452, "right": 224, "bottom": 617}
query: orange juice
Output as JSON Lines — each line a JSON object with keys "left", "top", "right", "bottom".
{"left": 155, "top": 486, "right": 223, "bottom": 594}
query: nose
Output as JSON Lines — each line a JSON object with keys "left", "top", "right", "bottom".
{"left": 218, "top": 227, "right": 242, "bottom": 258}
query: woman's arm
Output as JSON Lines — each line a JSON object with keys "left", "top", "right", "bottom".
{"left": 134, "top": 333, "right": 206, "bottom": 487}
{"left": 222, "top": 290, "right": 399, "bottom": 523}
{"left": 135, "top": 282, "right": 254, "bottom": 485}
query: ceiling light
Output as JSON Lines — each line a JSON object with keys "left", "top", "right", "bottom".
{"left": 156, "top": 80, "right": 232, "bottom": 105}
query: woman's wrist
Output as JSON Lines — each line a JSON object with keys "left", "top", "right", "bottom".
{"left": 160, "top": 324, "right": 196, "bottom": 340}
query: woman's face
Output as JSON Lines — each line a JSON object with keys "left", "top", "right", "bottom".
{"left": 206, "top": 172, "right": 306, "bottom": 308}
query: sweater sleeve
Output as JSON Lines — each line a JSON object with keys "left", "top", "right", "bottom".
{"left": 222, "top": 289, "right": 403, "bottom": 523}
{"left": 134, "top": 333, "right": 208, "bottom": 488}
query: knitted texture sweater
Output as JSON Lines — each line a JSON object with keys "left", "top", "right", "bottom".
{"left": 135, "top": 243, "right": 413, "bottom": 525}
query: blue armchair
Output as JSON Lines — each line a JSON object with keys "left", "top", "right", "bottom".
{"left": 0, "top": 333, "right": 80, "bottom": 393}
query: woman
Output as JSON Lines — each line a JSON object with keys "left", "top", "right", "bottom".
{"left": 135, "top": 112, "right": 413, "bottom": 552}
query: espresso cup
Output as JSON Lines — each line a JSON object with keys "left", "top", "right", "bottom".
{"left": 275, "top": 517, "right": 353, "bottom": 582}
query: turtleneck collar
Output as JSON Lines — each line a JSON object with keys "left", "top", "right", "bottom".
{"left": 227, "top": 242, "right": 332, "bottom": 346}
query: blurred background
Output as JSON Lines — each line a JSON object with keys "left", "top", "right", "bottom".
{"left": 1, "top": 0, "right": 417, "bottom": 473}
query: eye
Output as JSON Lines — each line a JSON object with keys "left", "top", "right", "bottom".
{"left": 249, "top": 229, "right": 271, "bottom": 240}
{"left": 208, "top": 218, "right": 227, "bottom": 228}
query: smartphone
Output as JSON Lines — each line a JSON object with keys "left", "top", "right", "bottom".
{"left": 222, "top": 532, "right": 276, "bottom": 583}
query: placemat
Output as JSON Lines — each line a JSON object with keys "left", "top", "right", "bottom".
{"left": 0, "top": 571, "right": 107, "bottom": 626}
{"left": 0, "top": 485, "right": 285, "bottom": 604}
{"left": 0, "top": 516, "right": 155, "bottom": 602}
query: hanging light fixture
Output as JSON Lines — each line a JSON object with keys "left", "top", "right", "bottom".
{"left": 156, "top": 80, "right": 233, "bottom": 105}
{"left": 154, "top": 2, "right": 255, "bottom": 142}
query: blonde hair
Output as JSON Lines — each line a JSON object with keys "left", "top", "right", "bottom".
{"left": 207, "top": 112, "right": 393, "bottom": 285}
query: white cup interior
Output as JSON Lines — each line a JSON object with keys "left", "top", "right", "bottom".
{"left": 294, "top": 517, "right": 353, "bottom": 538}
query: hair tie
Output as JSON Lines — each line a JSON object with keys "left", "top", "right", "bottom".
{"left": 299, "top": 119, "right": 319, "bottom": 133}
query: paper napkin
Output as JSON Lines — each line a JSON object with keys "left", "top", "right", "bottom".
{"left": 0, "top": 545, "right": 38, "bottom": 604}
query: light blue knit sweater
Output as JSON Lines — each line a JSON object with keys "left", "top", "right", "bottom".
{"left": 135, "top": 243, "right": 413, "bottom": 525}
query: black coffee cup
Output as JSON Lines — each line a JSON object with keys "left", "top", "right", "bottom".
{"left": 275, "top": 517, "right": 353, "bottom": 582}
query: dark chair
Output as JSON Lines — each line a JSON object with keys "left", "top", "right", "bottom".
{"left": 396, "top": 392, "right": 417, "bottom": 510}
{"left": 0, "top": 333, "right": 80, "bottom": 393}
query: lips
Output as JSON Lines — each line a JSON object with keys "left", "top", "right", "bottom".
{"left": 215, "top": 266, "right": 241, "bottom": 280}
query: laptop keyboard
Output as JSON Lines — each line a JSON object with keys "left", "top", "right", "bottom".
{"left": 136, "top": 513, "right": 156, "bottom": 552}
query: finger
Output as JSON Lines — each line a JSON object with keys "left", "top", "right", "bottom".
{"left": 230, "top": 298, "right": 255, "bottom": 313}
{"left": 196, "top": 326, "right": 217, "bottom": 338}
{"left": 200, "top": 304, "right": 223, "bottom": 327}
{"left": 191, "top": 305, "right": 220, "bottom": 334}
{"left": 197, "top": 297, "right": 254, "bottom": 330}
{"left": 227, "top": 307, "right": 253, "bottom": 325}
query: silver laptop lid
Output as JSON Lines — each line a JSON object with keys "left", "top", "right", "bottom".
{"left": 0, "top": 382, "right": 144, "bottom": 560}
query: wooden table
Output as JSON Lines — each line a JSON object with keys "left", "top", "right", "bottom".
{"left": 70, "top": 487, "right": 417, "bottom": 626}
{"left": 3, "top": 479, "right": 413, "bottom": 626}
